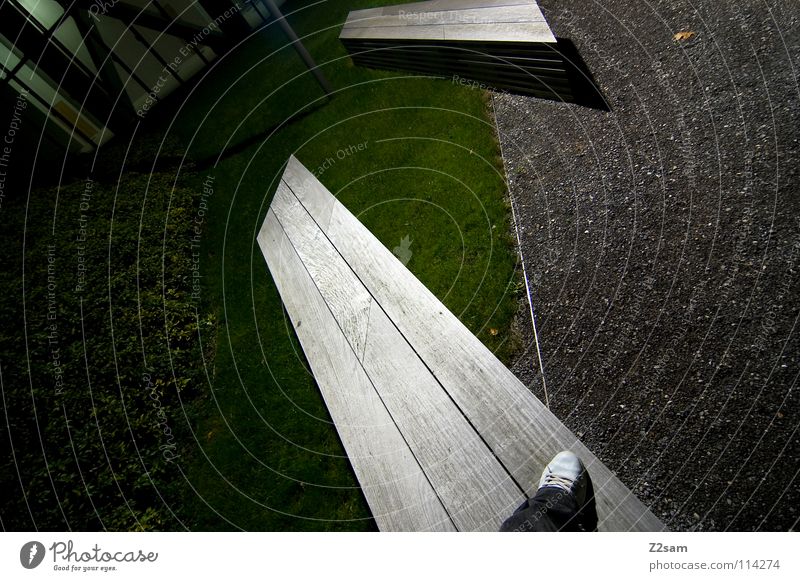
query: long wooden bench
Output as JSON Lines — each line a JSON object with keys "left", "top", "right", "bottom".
{"left": 257, "top": 156, "right": 664, "bottom": 531}
{"left": 339, "top": 0, "right": 573, "bottom": 101}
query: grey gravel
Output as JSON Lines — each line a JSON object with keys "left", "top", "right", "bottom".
{"left": 493, "top": 0, "right": 799, "bottom": 531}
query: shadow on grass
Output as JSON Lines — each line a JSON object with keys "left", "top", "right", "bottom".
{"left": 192, "top": 97, "right": 330, "bottom": 171}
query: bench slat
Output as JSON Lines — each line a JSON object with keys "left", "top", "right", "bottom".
{"left": 345, "top": 0, "right": 542, "bottom": 21}
{"left": 258, "top": 209, "right": 456, "bottom": 531}
{"left": 340, "top": 0, "right": 566, "bottom": 98}
{"left": 340, "top": 22, "right": 556, "bottom": 43}
{"left": 281, "top": 155, "right": 665, "bottom": 532}
{"left": 272, "top": 182, "right": 524, "bottom": 531}
{"left": 343, "top": 6, "right": 545, "bottom": 30}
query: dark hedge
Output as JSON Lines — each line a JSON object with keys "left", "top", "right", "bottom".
{"left": 0, "top": 170, "right": 214, "bottom": 530}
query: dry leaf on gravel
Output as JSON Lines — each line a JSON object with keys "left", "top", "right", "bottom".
{"left": 673, "top": 31, "right": 696, "bottom": 41}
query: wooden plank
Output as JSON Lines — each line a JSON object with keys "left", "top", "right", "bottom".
{"left": 258, "top": 210, "right": 455, "bottom": 531}
{"left": 351, "top": 53, "right": 570, "bottom": 84}
{"left": 340, "top": 1, "right": 564, "bottom": 97}
{"left": 350, "top": 58, "right": 570, "bottom": 100}
{"left": 443, "top": 22, "right": 556, "bottom": 42}
{"left": 347, "top": 62, "right": 570, "bottom": 99}
{"left": 346, "top": 0, "right": 538, "bottom": 21}
{"left": 280, "top": 158, "right": 337, "bottom": 232}
{"left": 342, "top": 40, "right": 564, "bottom": 61}
{"left": 340, "top": 21, "right": 555, "bottom": 43}
{"left": 271, "top": 182, "right": 525, "bottom": 531}
{"left": 282, "top": 155, "right": 666, "bottom": 531}
{"left": 343, "top": 5, "right": 545, "bottom": 29}
{"left": 349, "top": 49, "right": 573, "bottom": 99}
{"left": 341, "top": 25, "right": 446, "bottom": 41}
{"left": 274, "top": 193, "right": 373, "bottom": 359}
{"left": 362, "top": 304, "right": 523, "bottom": 531}
{"left": 349, "top": 51, "right": 568, "bottom": 73}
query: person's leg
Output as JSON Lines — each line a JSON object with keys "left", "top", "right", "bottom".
{"left": 499, "top": 486, "right": 581, "bottom": 531}
{"left": 499, "top": 451, "right": 587, "bottom": 532}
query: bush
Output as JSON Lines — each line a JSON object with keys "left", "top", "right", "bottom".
{"left": 0, "top": 169, "right": 213, "bottom": 530}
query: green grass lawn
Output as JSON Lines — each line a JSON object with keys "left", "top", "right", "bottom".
{"left": 149, "top": 0, "right": 522, "bottom": 530}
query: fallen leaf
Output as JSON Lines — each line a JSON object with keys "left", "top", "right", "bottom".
{"left": 673, "top": 31, "right": 695, "bottom": 42}
{"left": 489, "top": 328, "right": 499, "bottom": 336}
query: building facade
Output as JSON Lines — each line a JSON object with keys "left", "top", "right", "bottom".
{"left": 0, "top": 0, "right": 283, "bottom": 155}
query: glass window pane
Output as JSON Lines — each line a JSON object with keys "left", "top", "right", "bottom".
{"left": 15, "top": 0, "right": 65, "bottom": 30}
{"left": 14, "top": 62, "right": 106, "bottom": 147}
{"left": 96, "top": 16, "right": 168, "bottom": 90}
{"left": 52, "top": 17, "right": 97, "bottom": 74}
{"left": 0, "top": 33, "right": 23, "bottom": 76}
{"left": 8, "top": 77, "right": 92, "bottom": 153}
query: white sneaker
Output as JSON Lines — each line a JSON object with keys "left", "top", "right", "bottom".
{"left": 537, "top": 451, "right": 587, "bottom": 505}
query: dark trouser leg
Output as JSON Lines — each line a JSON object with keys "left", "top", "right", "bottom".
{"left": 499, "top": 487, "right": 581, "bottom": 532}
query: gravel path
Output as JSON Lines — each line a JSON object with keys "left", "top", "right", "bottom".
{"left": 493, "top": 0, "right": 799, "bottom": 531}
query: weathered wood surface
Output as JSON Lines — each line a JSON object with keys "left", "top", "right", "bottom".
{"left": 339, "top": 0, "right": 570, "bottom": 99}
{"left": 258, "top": 155, "right": 666, "bottom": 532}
{"left": 341, "top": 0, "right": 555, "bottom": 44}
{"left": 344, "top": 5, "right": 543, "bottom": 29}
{"left": 270, "top": 182, "right": 523, "bottom": 530}
{"left": 258, "top": 210, "right": 455, "bottom": 531}
{"left": 347, "top": 0, "right": 540, "bottom": 19}
{"left": 341, "top": 22, "right": 556, "bottom": 43}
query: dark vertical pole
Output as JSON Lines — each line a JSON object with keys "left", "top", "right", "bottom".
{"left": 250, "top": 1, "right": 270, "bottom": 23}
{"left": 262, "top": 0, "right": 333, "bottom": 97}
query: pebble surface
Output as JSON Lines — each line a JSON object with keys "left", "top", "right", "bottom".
{"left": 493, "top": 0, "right": 799, "bottom": 531}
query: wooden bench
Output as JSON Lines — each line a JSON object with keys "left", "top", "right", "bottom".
{"left": 257, "top": 156, "right": 664, "bottom": 531}
{"left": 339, "top": 0, "right": 573, "bottom": 101}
